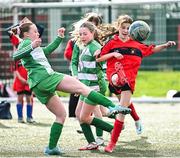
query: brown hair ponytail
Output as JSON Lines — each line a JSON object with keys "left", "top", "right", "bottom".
{"left": 19, "top": 22, "right": 33, "bottom": 38}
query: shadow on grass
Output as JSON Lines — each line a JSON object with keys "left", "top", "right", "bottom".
{"left": 27, "top": 122, "right": 51, "bottom": 127}
{"left": 0, "top": 122, "right": 11, "bottom": 128}
{"left": 94, "top": 136, "right": 165, "bottom": 157}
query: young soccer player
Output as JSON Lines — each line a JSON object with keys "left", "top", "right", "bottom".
{"left": 97, "top": 15, "right": 176, "bottom": 153}
{"left": 64, "top": 12, "right": 103, "bottom": 119}
{"left": 7, "top": 19, "right": 36, "bottom": 123}
{"left": 97, "top": 15, "right": 144, "bottom": 134}
{"left": 65, "top": 12, "right": 107, "bottom": 144}
{"left": 12, "top": 22, "right": 131, "bottom": 155}
{"left": 71, "top": 21, "right": 109, "bottom": 150}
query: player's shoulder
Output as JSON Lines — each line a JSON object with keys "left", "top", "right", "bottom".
{"left": 104, "top": 34, "right": 119, "bottom": 45}
{"left": 18, "top": 38, "right": 31, "bottom": 49}
{"left": 91, "top": 40, "right": 101, "bottom": 48}
{"left": 88, "top": 40, "right": 101, "bottom": 54}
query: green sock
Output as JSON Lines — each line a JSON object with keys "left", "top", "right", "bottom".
{"left": 96, "top": 127, "right": 103, "bottom": 137}
{"left": 87, "top": 91, "right": 115, "bottom": 108}
{"left": 80, "top": 123, "right": 95, "bottom": 143}
{"left": 49, "top": 122, "right": 63, "bottom": 149}
{"left": 91, "top": 117, "right": 113, "bottom": 133}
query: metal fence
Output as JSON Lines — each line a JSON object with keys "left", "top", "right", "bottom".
{"left": 0, "top": 0, "right": 180, "bottom": 83}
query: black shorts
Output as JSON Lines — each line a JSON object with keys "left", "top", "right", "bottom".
{"left": 108, "top": 83, "right": 131, "bottom": 95}
{"left": 17, "top": 90, "right": 32, "bottom": 96}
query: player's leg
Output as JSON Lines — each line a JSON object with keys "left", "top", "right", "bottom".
{"left": 128, "top": 102, "right": 143, "bottom": 134}
{"left": 44, "top": 95, "right": 66, "bottom": 155}
{"left": 68, "top": 93, "right": 79, "bottom": 117}
{"left": 80, "top": 102, "right": 113, "bottom": 134}
{"left": 76, "top": 97, "right": 98, "bottom": 150}
{"left": 105, "top": 90, "right": 132, "bottom": 153}
{"left": 16, "top": 93, "right": 24, "bottom": 123}
{"left": 75, "top": 99, "right": 84, "bottom": 134}
{"left": 93, "top": 105, "right": 104, "bottom": 146}
{"left": 56, "top": 75, "right": 131, "bottom": 114}
{"left": 79, "top": 102, "right": 112, "bottom": 150}
{"left": 25, "top": 91, "right": 35, "bottom": 123}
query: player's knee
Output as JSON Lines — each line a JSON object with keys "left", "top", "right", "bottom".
{"left": 75, "top": 110, "right": 80, "bottom": 120}
{"left": 111, "top": 74, "right": 119, "bottom": 86}
{"left": 79, "top": 114, "right": 90, "bottom": 123}
{"left": 56, "top": 112, "right": 67, "bottom": 123}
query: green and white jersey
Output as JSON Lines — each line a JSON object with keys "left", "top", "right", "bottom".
{"left": 71, "top": 40, "right": 106, "bottom": 94}
{"left": 13, "top": 37, "right": 63, "bottom": 89}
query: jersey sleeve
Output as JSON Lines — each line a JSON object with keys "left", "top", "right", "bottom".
{"left": 64, "top": 39, "right": 74, "bottom": 61}
{"left": 10, "top": 34, "right": 20, "bottom": 47}
{"left": 71, "top": 44, "right": 80, "bottom": 77}
{"left": 42, "top": 36, "right": 63, "bottom": 56}
{"left": 13, "top": 39, "right": 33, "bottom": 61}
{"left": 141, "top": 44, "right": 155, "bottom": 57}
{"left": 89, "top": 42, "right": 101, "bottom": 57}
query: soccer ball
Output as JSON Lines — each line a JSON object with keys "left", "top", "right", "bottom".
{"left": 129, "top": 20, "right": 151, "bottom": 42}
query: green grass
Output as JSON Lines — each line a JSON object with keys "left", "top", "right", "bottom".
{"left": 0, "top": 102, "right": 180, "bottom": 157}
{"left": 134, "top": 71, "right": 180, "bottom": 97}
{"left": 56, "top": 71, "right": 180, "bottom": 97}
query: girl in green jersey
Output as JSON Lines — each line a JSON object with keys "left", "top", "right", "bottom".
{"left": 71, "top": 21, "right": 109, "bottom": 150}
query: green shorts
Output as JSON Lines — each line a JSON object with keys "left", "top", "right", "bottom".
{"left": 79, "top": 79, "right": 106, "bottom": 106}
{"left": 32, "top": 72, "right": 65, "bottom": 104}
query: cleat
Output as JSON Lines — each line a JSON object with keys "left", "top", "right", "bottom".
{"left": 95, "top": 137, "right": 105, "bottom": 146}
{"left": 26, "top": 117, "right": 36, "bottom": 123}
{"left": 44, "top": 146, "right": 62, "bottom": 155}
{"left": 135, "top": 120, "right": 143, "bottom": 135}
{"left": 107, "top": 112, "right": 116, "bottom": 119}
{"left": 104, "top": 142, "right": 116, "bottom": 153}
{"left": 78, "top": 142, "right": 98, "bottom": 151}
{"left": 18, "top": 118, "right": 25, "bottom": 123}
{"left": 109, "top": 105, "right": 131, "bottom": 115}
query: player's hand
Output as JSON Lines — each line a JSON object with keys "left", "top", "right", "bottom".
{"left": 58, "top": 27, "right": 65, "bottom": 38}
{"left": 166, "top": 41, "right": 176, "bottom": 48}
{"left": 32, "top": 38, "right": 42, "bottom": 49}
{"left": 94, "top": 50, "right": 101, "bottom": 57}
{"left": 113, "top": 52, "right": 124, "bottom": 59}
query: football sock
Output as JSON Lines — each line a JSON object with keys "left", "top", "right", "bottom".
{"left": 16, "top": 103, "right": 23, "bottom": 118}
{"left": 27, "top": 104, "right": 32, "bottom": 118}
{"left": 87, "top": 91, "right": 115, "bottom": 108}
{"left": 111, "top": 119, "right": 124, "bottom": 143}
{"left": 49, "top": 122, "right": 63, "bottom": 149}
{"left": 80, "top": 123, "right": 95, "bottom": 143}
{"left": 91, "top": 117, "right": 113, "bottom": 133}
{"left": 129, "top": 103, "right": 140, "bottom": 121}
{"left": 96, "top": 127, "right": 103, "bottom": 137}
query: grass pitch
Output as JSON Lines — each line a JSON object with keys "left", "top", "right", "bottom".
{"left": 0, "top": 99, "right": 180, "bottom": 157}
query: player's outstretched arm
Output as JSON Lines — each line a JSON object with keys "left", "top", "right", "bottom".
{"left": 96, "top": 52, "right": 123, "bottom": 62}
{"left": 153, "top": 41, "right": 176, "bottom": 53}
{"left": 43, "top": 27, "right": 65, "bottom": 56}
{"left": 71, "top": 44, "right": 80, "bottom": 77}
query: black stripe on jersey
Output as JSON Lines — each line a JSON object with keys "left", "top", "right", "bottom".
{"left": 109, "top": 47, "right": 143, "bottom": 58}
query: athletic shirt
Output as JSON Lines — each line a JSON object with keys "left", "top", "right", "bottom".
{"left": 71, "top": 40, "right": 106, "bottom": 94}
{"left": 13, "top": 37, "right": 63, "bottom": 89}
{"left": 100, "top": 35, "right": 155, "bottom": 90}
